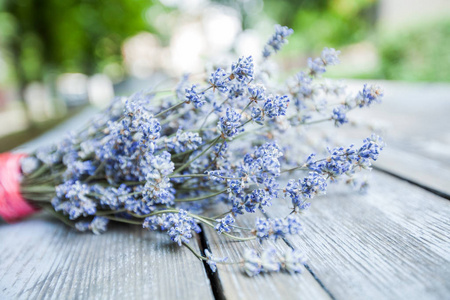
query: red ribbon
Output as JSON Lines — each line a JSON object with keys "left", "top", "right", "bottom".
{"left": 0, "top": 152, "right": 39, "bottom": 223}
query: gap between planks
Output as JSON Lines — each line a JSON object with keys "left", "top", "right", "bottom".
{"left": 371, "top": 146, "right": 450, "bottom": 199}
{"left": 198, "top": 204, "right": 333, "bottom": 300}
{"left": 374, "top": 165, "right": 450, "bottom": 200}
{"left": 0, "top": 217, "right": 215, "bottom": 300}
{"left": 264, "top": 170, "right": 450, "bottom": 300}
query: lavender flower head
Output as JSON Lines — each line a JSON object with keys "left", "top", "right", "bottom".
{"left": 209, "top": 68, "right": 230, "bottom": 92}
{"left": 185, "top": 84, "right": 205, "bottom": 108}
{"left": 218, "top": 108, "right": 243, "bottom": 139}
{"left": 263, "top": 25, "right": 294, "bottom": 58}
{"left": 231, "top": 56, "right": 254, "bottom": 82}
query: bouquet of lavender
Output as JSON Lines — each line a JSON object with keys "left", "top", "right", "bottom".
{"left": 2, "top": 25, "right": 384, "bottom": 276}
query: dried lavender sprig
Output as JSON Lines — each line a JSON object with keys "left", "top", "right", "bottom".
{"left": 18, "top": 24, "right": 385, "bottom": 278}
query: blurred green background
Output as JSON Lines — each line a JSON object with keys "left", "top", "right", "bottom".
{"left": 0, "top": 0, "right": 449, "bottom": 150}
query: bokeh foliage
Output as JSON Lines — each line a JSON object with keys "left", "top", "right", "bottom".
{"left": 379, "top": 19, "right": 450, "bottom": 82}
{"left": 1, "top": 0, "right": 449, "bottom": 84}
{"left": 0, "top": 0, "right": 155, "bottom": 84}
{"left": 214, "top": 0, "right": 378, "bottom": 52}
{"left": 263, "top": 0, "right": 377, "bottom": 52}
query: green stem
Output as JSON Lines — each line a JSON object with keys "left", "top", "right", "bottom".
{"left": 103, "top": 216, "right": 142, "bottom": 225}
{"left": 240, "top": 100, "right": 253, "bottom": 115}
{"left": 169, "top": 173, "right": 241, "bottom": 180}
{"left": 123, "top": 181, "right": 143, "bottom": 186}
{"left": 196, "top": 216, "right": 252, "bottom": 231}
{"left": 238, "top": 118, "right": 252, "bottom": 128}
{"left": 128, "top": 209, "right": 181, "bottom": 218}
{"left": 199, "top": 96, "right": 227, "bottom": 130}
{"left": 228, "top": 224, "right": 254, "bottom": 231}
{"left": 172, "top": 136, "right": 221, "bottom": 174}
{"left": 169, "top": 174, "right": 207, "bottom": 179}
{"left": 281, "top": 166, "right": 309, "bottom": 173}
{"left": 85, "top": 161, "right": 106, "bottom": 183}
{"left": 211, "top": 210, "right": 232, "bottom": 219}
{"left": 42, "top": 205, "right": 75, "bottom": 228}
{"left": 193, "top": 215, "right": 256, "bottom": 241}
{"left": 24, "top": 172, "right": 61, "bottom": 185}
{"left": 183, "top": 243, "right": 240, "bottom": 266}
{"left": 27, "top": 164, "right": 49, "bottom": 180}
{"left": 174, "top": 189, "right": 227, "bottom": 202}
{"left": 222, "top": 232, "right": 256, "bottom": 241}
{"left": 160, "top": 110, "right": 189, "bottom": 125}
{"left": 302, "top": 117, "right": 332, "bottom": 125}
{"left": 177, "top": 187, "right": 216, "bottom": 192}
{"left": 198, "top": 215, "right": 253, "bottom": 231}
{"left": 183, "top": 242, "right": 208, "bottom": 260}
{"left": 21, "top": 186, "right": 55, "bottom": 193}
{"left": 201, "top": 86, "right": 213, "bottom": 93}
{"left": 123, "top": 191, "right": 143, "bottom": 197}
{"left": 25, "top": 198, "right": 52, "bottom": 203}
{"left": 205, "top": 139, "right": 226, "bottom": 170}
{"left": 95, "top": 209, "right": 127, "bottom": 216}
{"left": 281, "top": 158, "right": 327, "bottom": 173}
{"left": 171, "top": 149, "right": 196, "bottom": 159}
{"left": 155, "top": 101, "right": 185, "bottom": 118}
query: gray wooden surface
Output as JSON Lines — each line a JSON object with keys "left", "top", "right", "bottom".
{"left": 268, "top": 172, "right": 450, "bottom": 300}
{"left": 203, "top": 205, "right": 332, "bottom": 300}
{"left": 345, "top": 80, "right": 450, "bottom": 197}
{"left": 0, "top": 218, "right": 214, "bottom": 300}
{"left": 1, "top": 80, "right": 449, "bottom": 299}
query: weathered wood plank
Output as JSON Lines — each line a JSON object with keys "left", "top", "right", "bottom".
{"left": 202, "top": 207, "right": 332, "bottom": 300}
{"left": 343, "top": 80, "right": 450, "bottom": 195}
{"left": 267, "top": 171, "right": 450, "bottom": 300}
{"left": 0, "top": 216, "right": 214, "bottom": 300}
{"left": 4, "top": 80, "right": 449, "bottom": 299}
{"left": 374, "top": 146, "right": 450, "bottom": 196}
{"left": 2, "top": 109, "right": 214, "bottom": 299}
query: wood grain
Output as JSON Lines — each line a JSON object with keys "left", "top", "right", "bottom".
{"left": 374, "top": 146, "right": 450, "bottom": 196}
{"left": 2, "top": 107, "right": 216, "bottom": 299}
{"left": 342, "top": 80, "right": 450, "bottom": 196}
{"left": 3, "top": 81, "right": 450, "bottom": 299}
{"left": 266, "top": 171, "right": 450, "bottom": 300}
{"left": 201, "top": 206, "right": 332, "bottom": 300}
{"left": 0, "top": 215, "right": 214, "bottom": 300}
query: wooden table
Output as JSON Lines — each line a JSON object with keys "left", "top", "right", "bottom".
{"left": 1, "top": 80, "right": 449, "bottom": 300}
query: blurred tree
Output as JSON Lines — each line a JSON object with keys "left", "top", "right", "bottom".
{"left": 266, "top": 0, "right": 378, "bottom": 52}
{"left": 214, "top": 0, "right": 378, "bottom": 53}
{"left": 4, "top": 0, "right": 156, "bottom": 80}
{"left": 1, "top": 0, "right": 156, "bottom": 122}
{"left": 379, "top": 19, "right": 450, "bottom": 82}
